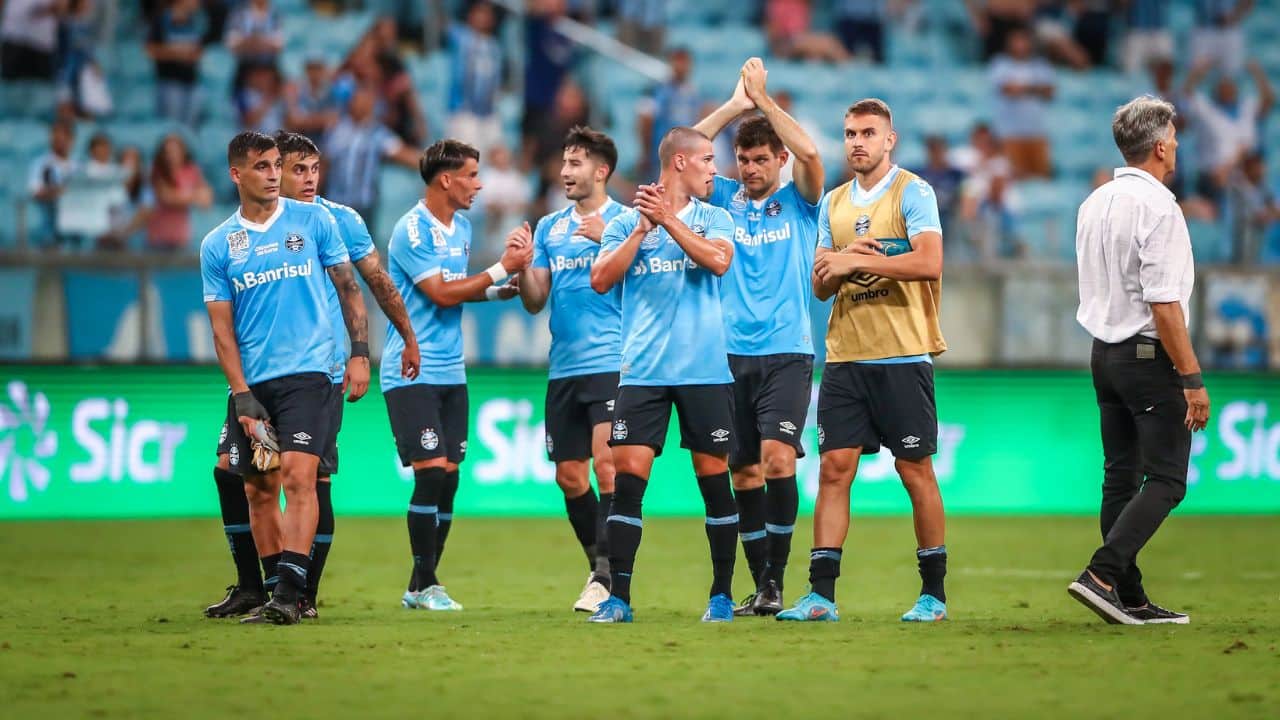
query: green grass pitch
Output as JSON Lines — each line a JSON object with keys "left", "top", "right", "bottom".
{"left": 1, "top": 515, "right": 1276, "bottom": 718}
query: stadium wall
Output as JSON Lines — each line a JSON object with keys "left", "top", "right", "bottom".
{"left": 2, "top": 366, "right": 1279, "bottom": 520}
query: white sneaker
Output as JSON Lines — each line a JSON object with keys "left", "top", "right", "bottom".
{"left": 422, "top": 585, "right": 463, "bottom": 611}
{"left": 573, "top": 575, "right": 610, "bottom": 613}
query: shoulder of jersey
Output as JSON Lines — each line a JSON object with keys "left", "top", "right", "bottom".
{"left": 317, "top": 196, "right": 364, "bottom": 224}
{"left": 290, "top": 197, "right": 338, "bottom": 222}
{"left": 899, "top": 168, "right": 936, "bottom": 197}
{"left": 198, "top": 212, "right": 241, "bottom": 254}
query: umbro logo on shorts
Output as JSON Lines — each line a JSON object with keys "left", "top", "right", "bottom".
{"left": 293, "top": 431, "right": 312, "bottom": 445}
{"left": 902, "top": 435, "right": 920, "bottom": 449}
{"left": 421, "top": 428, "right": 439, "bottom": 451}
{"left": 606, "top": 399, "right": 615, "bottom": 412}
{"left": 219, "top": 423, "right": 228, "bottom": 443}
{"left": 779, "top": 421, "right": 797, "bottom": 435}
{"left": 612, "top": 420, "right": 628, "bottom": 441}
{"left": 711, "top": 429, "right": 730, "bottom": 442}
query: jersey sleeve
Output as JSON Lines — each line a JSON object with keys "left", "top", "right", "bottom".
{"left": 531, "top": 215, "right": 551, "bottom": 269}
{"left": 816, "top": 192, "right": 833, "bottom": 250}
{"left": 397, "top": 213, "right": 449, "bottom": 283}
{"left": 708, "top": 175, "right": 739, "bottom": 208}
{"left": 786, "top": 182, "right": 821, "bottom": 217}
{"left": 902, "top": 178, "right": 943, "bottom": 237}
{"left": 331, "top": 203, "right": 375, "bottom": 263}
{"left": 200, "top": 236, "right": 231, "bottom": 303}
{"left": 599, "top": 211, "right": 636, "bottom": 256}
{"left": 314, "top": 205, "right": 351, "bottom": 267}
{"left": 704, "top": 206, "right": 735, "bottom": 241}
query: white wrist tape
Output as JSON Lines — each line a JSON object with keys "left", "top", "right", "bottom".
{"left": 484, "top": 286, "right": 502, "bottom": 301}
{"left": 485, "top": 263, "right": 507, "bottom": 284}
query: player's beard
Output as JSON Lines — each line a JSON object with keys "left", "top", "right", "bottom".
{"left": 849, "top": 151, "right": 882, "bottom": 175}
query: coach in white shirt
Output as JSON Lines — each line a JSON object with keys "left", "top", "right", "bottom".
{"left": 1069, "top": 95, "right": 1210, "bottom": 627}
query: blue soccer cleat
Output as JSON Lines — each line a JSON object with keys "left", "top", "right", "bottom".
{"left": 901, "top": 594, "right": 948, "bottom": 622}
{"left": 587, "top": 595, "right": 634, "bottom": 623}
{"left": 701, "top": 593, "right": 735, "bottom": 623}
{"left": 401, "top": 590, "right": 419, "bottom": 609}
{"left": 775, "top": 591, "right": 840, "bottom": 622}
{"left": 402, "top": 586, "right": 464, "bottom": 611}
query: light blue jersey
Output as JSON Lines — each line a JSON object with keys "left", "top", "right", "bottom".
{"left": 598, "top": 199, "right": 735, "bottom": 387}
{"left": 200, "top": 198, "right": 350, "bottom": 386}
{"left": 382, "top": 201, "right": 471, "bottom": 389}
{"left": 708, "top": 176, "right": 820, "bottom": 356}
{"left": 316, "top": 196, "right": 376, "bottom": 383}
{"left": 532, "top": 198, "right": 627, "bottom": 380}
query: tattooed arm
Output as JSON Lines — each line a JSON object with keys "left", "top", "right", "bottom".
{"left": 354, "top": 250, "right": 420, "bottom": 380}
{"left": 327, "top": 261, "right": 371, "bottom": 401}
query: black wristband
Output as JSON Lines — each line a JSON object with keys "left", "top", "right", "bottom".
{"left": 233, "top": 391, "right": 269, "bottom": 421}
{"left": 1180, "top": 372, "right": 1204, "bottom": 390}
{"left": 350, "top": 341, "right": 370, "bottom": 359}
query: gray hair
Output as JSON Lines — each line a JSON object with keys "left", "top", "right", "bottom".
{"left": 1111, "top": 95, "right": 1176, "bottom": 164}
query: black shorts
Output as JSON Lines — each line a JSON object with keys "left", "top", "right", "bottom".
{"left": 545, "top": 372, "right": 619, "bottom": 462}
{"left": 816, "top": 361, "right": 937, "bottom": 459}
{"left": 609, "top": 384, "right": 736, "bottom": 457}
{"left": 384, "top": 384, "right": 469, "bottom": 466}
{"left": 214, "top": 372, "right": 336, "bottom": 474}
{"left": 728, "top": 353, "right": 814, "bottom": 467}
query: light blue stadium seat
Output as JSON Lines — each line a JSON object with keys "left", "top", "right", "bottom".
{"left": 1188, "top": 219, "right": 1230, "bottom": 264}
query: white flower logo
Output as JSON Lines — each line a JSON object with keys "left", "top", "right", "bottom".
{"left": 0, "top": 381, "right": 58, "bottom": 502}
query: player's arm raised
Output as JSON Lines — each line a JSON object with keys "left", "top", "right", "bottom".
{"left": 353, "top": 250, "right": 420, "bottom": 380}
{"left": 742, "top": 57, "right": 824, "bottom": 204}
{"left": 693, "top": 70, "right": 755, "bottom": 141}
{"left": 638, "top": 184, "right": 733, "bottom": 275}
{"left": 591, "top": 213, "right": 649, "bottom": 293}
{"left": 418, "top": 223, "right": 531, "bottom": 307}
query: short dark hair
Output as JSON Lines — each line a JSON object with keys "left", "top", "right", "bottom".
{"left": 420, "top": 139, "right": 480, "bottom": 185}
{"left": 227, "top": 131, "right": 276, "bottom": 166}
{"left": 88, "top": 132, "right": 111, "bottom": 150}
{"left": 657, "top": 126, "right": 708, "bottom": 168}
{"left": 563, "top": 125, "right": 618, "bottom": 179}
{"left": 846, "top": 98, "right": 893, "bottom": 126}
{"left": 733, "top": 116, "right": 784, "bottom": 154}
{"left": 274, "top": 130, "right": 320, "bottom": 160}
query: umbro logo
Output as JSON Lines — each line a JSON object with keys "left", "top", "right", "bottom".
{"left": 293, "top": 431, "right": 312, "bottom": 445}
{"left": 779, "top": 421, "right": 796, "bottom": 435}
{"left": 711, "top": 428, "right": 730, "bottom": 442}
{"left": 902, "top": 435, "right": 920, "bottom": 449}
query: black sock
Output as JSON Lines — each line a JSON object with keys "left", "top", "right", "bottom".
{"left": 261, "top": 553, "right": 281, "bottom": 595}
{"left": 214, "top": 467, "right": 262, "bottom": 593}
{"left": 763, "top": 475, "right": 799, "bottom": 591}
{"left": 698, "top": 472, "right": 737, "bottom": 599}
{"left": 594, "top": 492, "right": 613, "bottom": 587}
{"left": 733, "top": 485, "right": 768, "bottom": 589}
{"left": 564, "top": 486, "right": 599, "bottom": 572}
{"left": 809, "top": 548, "right": 842, "bottom": 602}
{"left": 435, "top": 469, "right": 459, "bottom": 570}
{"left": 307, "top": 480, "right": 334, "bottom": 602}
{"left": 407, "top": 467, "right": 444, "bottom": 592}
{"left": 917, "top": 545, "right": 947, "bottom": 602}
{"left": 273, "top": 551, "right": 310, "bottom": 604}
{"left": 607, "top": 473, "right": 647, "bottom": 604}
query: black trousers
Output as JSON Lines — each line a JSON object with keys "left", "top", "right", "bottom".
{"left": 1087, "top": 336, "right": 1192, "bottom": 604}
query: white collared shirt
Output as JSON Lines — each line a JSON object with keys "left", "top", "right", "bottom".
{"left": 1076, "top": 166, "right": 1195, "bottom": 343}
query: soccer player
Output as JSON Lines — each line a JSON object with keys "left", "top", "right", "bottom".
{"left": 205, "top": 132, "right": 421, "bottom": 621}
{"left": 694, "top": 58, "right": 823, "bottom": 616}
{"left": 586, "top": 127, "right": 740, "bottom": 624}
{"left": 200, "top": 131, "right": 368, "bottom": 625}
{"left": 776, "top": 98, "right": 949, "bottom": 623}
{"left": 517, "top": 126, "right": 627, "bottom": 613}
{"left": 382, "top": 139, "right": 531, "bottom": 611}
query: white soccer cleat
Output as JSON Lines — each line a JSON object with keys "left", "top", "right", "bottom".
{"left": 573, "top": 575, "right": 610, "bottom": 613}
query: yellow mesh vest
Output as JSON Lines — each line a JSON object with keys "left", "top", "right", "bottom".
{"left": 824, "top": 168, "right": 947, "bottom": 362}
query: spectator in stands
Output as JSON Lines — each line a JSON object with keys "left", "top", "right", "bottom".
{"left": 1190, "top": 0, "right": 1253, "bottom": 75}
{"left": 617, "top": 0, "right": 665, "bottom": 55}
{"left": 834, "top": 0, "right": 893, "bottom": 63}
{"left": 202, "top": 0, "right": 231, "bottom": 44}
{"left": 57, "top": 131, "right": 130, "bottom": 250}
{"left": 1121, "top": 0, "right": 1172, "bottom": 75}
{"left": 532, "top": 79, "right": 592, "bottom": 216}
{"left": 225, "top": 0, "right": 282, "bottom": 93}
{"left": 766, "top": 0, "right": 849, "bottom": 63}
{"left": 147, "top": 0, "right": 206, "bottom": 127}
{"left": 375, "top": 42, "right": 427, "bottom": 147}
{"left": 27, "top": 118, "right": 75, "bottom": 249}
{"left": 97, "top": 144, "right": 151, "bottom": 250}
{"left": 1, "top": 0, "right": 59, "bottom": 81}
{"left": 236, "top": 63, "right": 285, "bottom": 133}
{"left": 477, "top": 144, "right": 532, "bottom": 265}
{"left": 322, "top": 86, "right": 421, "bottom": 237}
{"left": 55, "top": 0, "right": 101, "bottom": 117}
{"left": 989, "top": 27, "right": 1055, "bottom": 178}
{"left": 524, "top": 0, "right": 575, "bottom": 170}
{"left": 286, "top": 55, "right": 343, "bottom": 140}
{"left": 146, "top": 133, "right": 211, "bottom": 253}
{"left": 967, "top": 0, "right": 1035, "bottom": 62}
{"left": 1183, "top": 59, "right": 1274, "bottom": 207}
{"left": 447, "top": 1, "right": 506, "bottom": 154}
{"left": 916, "top": 135, "right": 966, "bottom": 226}
{"left": 956, "top": 121, "right": 1016, "bottom": 258}
{"left": 1230, "top": 151, "right": 1280, "bottom": 263}
{"left": 636, "top": 47, "right": 703, "bottom": 177}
